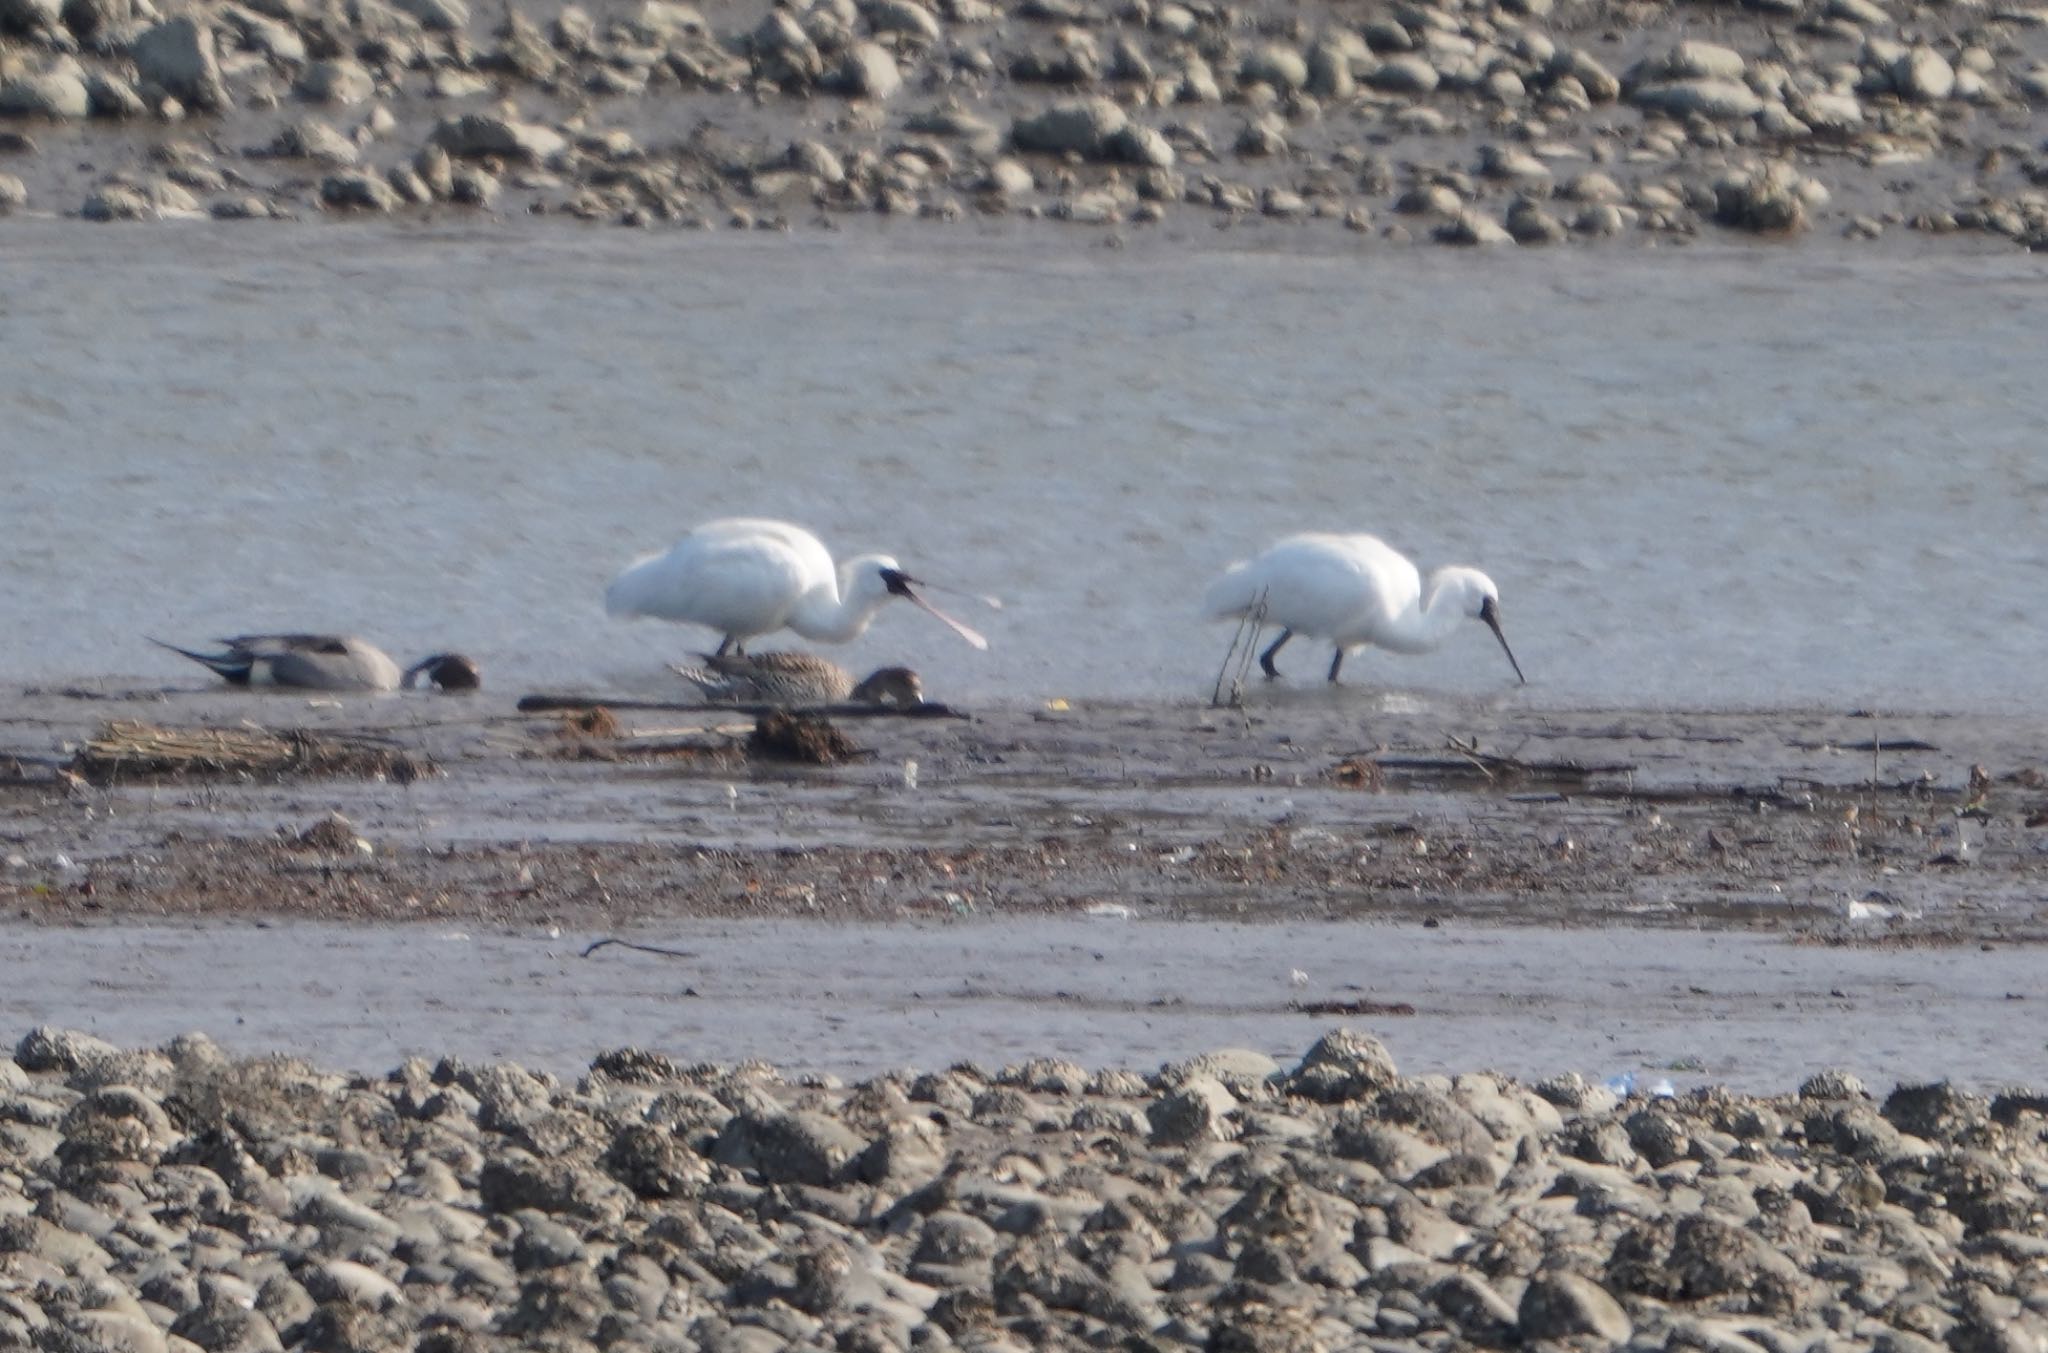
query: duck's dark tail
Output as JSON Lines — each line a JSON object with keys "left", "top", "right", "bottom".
{"left": 147, "top": 637, "right": 253, "bottom": 685}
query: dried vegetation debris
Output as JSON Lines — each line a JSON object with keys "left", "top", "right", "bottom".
{"left": 65, "top": 718, "right": 435, "bottom": 783}
{"left": 2, "top": 1026, "right": 2046, "bottom": 1351}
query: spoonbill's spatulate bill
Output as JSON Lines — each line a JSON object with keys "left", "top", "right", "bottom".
{"left": 1203, "top": 532, "right": 1525, "bottom": 685}
{"left": 671, "top": 651, "right": 925, "bottom": 707}
{"left": 150, "top": 635, "right": 481, "bottom": 693}
{"left": 605, "top": 518, "right": 990, "bottom": 654}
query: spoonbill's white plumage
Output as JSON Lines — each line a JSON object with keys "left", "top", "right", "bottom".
{"left": 1204, "top": 532, "right": 1525, "bottom": 685}
{"left": 150, "top": 635, "right": 481, "bottom": 693}
{"left": 606, "top": 518, "right": 988, "bottom": 654}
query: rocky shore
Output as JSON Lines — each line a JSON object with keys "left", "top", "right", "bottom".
{"left": 1, "top": 0, "right": 2046, "bottom": 245}
{"left": 2, "top": 1025, "right": 2045, "bottom": 1352}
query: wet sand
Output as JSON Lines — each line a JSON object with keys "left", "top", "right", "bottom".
{"left": 4, "top": 681, "right": 2045, "bottom": 1089}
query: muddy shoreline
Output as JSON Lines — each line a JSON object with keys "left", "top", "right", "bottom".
{"left": 3, "top": 682, "right": 2045, "bottom": 942}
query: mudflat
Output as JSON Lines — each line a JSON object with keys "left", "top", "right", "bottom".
{"left": 3, "top": 680, "right": 2044, "bottom": 1088}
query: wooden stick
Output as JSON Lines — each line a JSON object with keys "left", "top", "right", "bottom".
{"left": 517, "top": 694, "right": 970, "bottom": 720}
{"left": 581, "top": 937, "right": 699, "bottom": 960}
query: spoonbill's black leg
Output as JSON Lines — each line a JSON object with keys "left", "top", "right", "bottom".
{"left": 1258, "top": 629, "right": 1293, "bottom": 678}
{"left": 1327, "top": 648, "right": 1345, "bottom": 684}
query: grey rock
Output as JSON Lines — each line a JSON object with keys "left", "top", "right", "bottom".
{"left": 1633, "top": 78, "right": 1764, "bottom": 119}
{"left": 430, "top": 114, "right": 566, "bottom": 163}
{"left": 86, "top": 72, "right": 147, "bottom": 118}
{"left": 1435, "top": 209, "right": 1515, "bottom": 245}
{"left": 295, "top": 60, "right": 376, "bottom": 106}
{"left": 0, "top": 63, "right": 90, "bottom": 120}
{"left": 713, "top": 1110, "right": 864, "bottom": 1185}
{"left": 320, "top": 172, "right": 400, "bottom": 211}
{"left": 1518, "top": 1270, "right": 1632, "bottom": 1342}
{"left": 272, "top": 118, "right": 358, "bottom": 164}
{"left": 1285, "top": 1029, "right": 1399, "bottom": 1102}
{"left": 131, "top": 17, "right": 228, "bottom": 111}
{"left": 1147, "top": 1077, "right": 1236, "bottom": 1145}
{"left": 834, "top": 42, "right": 902, "bottom": 100}
{"left": 1370, "top": 54, "right": 1439, "bottom": 94}
{"left": 0, "top": 0, "right": 61, "bottom": 33}
{"left": 1012, "top": 96, "right": 1126, "bottom": 158}
{"left": 390, "top": 0, "right": 468, "bottom": 29}
{"left": 1239, "top": 43, "right": 1308, "bottom": 91}
{"left": 1890, "top": 46, "right": 1954, "bottom": 101}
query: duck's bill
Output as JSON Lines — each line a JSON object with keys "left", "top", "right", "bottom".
{"left": 1484, "top": 615, "right": 1526, "bottom": 684}
{"left": 905, "top": 587, "right": 989, "bottom": 649}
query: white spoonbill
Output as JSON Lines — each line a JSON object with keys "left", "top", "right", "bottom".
{"left": 605, "top": 518, "right": 990, "bottom": 656}
{"left": 1204, "top": 532, "right": 1525, "bottom": 685}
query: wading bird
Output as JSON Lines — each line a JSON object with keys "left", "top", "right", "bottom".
{"left": 671, "top": 651, "right": 925, "bottom": 706}
{"left": 151, "top": 635, "right": 480, "bottom": 692}
{"left": 605, "top": 518, "right": 990, "bottom": 655}
{"left": 1204, "top": 532, "right": 1525, "bottom": 685}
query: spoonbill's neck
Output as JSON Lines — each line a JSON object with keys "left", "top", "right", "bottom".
{"left": 788, "top": 580, "right": 886, "bottom": 643}
{"left": 1378, "top": 569, "right": 1478, "bottom": 655}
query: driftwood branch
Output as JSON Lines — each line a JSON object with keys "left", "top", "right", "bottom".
{"left": 518, "top": 694, "right": 969, "bottom": 720}
{"left": 581, "top": 937, "right": 699, "bottom": 960}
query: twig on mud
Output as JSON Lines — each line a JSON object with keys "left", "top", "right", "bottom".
{"left": 1363, "top": 737, "right": 1638, "bottom": 782}
{"left": 1291, "top": 996, "right": 1417, "bottom": 1017}
{"left": 1790, "top": 737, "right": 1939, "bottom": 753}
{"left": 1210, "top": 588, "right": 1268, "bottom": 710}
{"left": 581, "top": 937, "right": 699, "bottom": 960}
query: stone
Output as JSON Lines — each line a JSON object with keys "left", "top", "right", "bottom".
{"left": 1147, "top": 1077, "right": 1236, "bottom": 1144}
{"left": 866, "top": 0, "right": 940, "bottom": 42}
{"left": 86, "top": 72, "right": 147, "bottom": 118}
{"left": 1713, "top": 161, "right": 1814, "bottom": 233}
{"left": 131, "top": 17, "right": 228, "bottom": 111}
{"left": 320, "top": 172, "right": 400, "bottom": 211}
{"left": 835, "top": 42, "right": 901, "bottom": 100}
{"left": 1634, "top": 79, "right": 1764, "bottom": 119}
{"left": 1890, "top": 46, "right": 1954, "bottom": 101}
{"left": 713, "top": 1111, "right": 864, "bottom": 1185}
{"left": 272, "top": 118, "right": 359, "bottom": 164}
{"left": 1106, "top": 123, "right": 1173, "bottom": 168}
{"left": 1371, "top": 55, "right": 1439, "bottom": 95}
{"left": 391, "top": 0, "right": 469, "bottom": 29}
{"left": 0, "top": 0, "right": 59, "bottom": 33}
{"left": 430, "top": 114, "right": 566, "bottom": 163}
{"left": 1285, "top": 1030, "right": 1398, "bottom": 1102}
{"left": 1239, "top": 44, "right": 1308, "bottom": 91}
{"left": 1435, "top": 209, "right": 1515, "bottom": 244}
{"left": 1506, "top": 199, "right": 1568, "bottom": 243}
{"left": 16, "top": 1027, "right": 121, "bottom": 1074}
{"left": 295, "top": 60, "right": 376, "bottom": 106}
{"left": 1520, "top": 1271, "right": 1632, "bottom": 1342}
{"left": 1012, "top": 97, "right": 1126, "bottom": 158}
{"left": 0, "top": 62, "right": 90, "bottom": 120}
{"left": 0, "top": 173, "right": 24, "bottom": 210}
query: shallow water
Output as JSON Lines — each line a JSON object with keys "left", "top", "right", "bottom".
{"left": 3, "top": 224, "right": 2041, "bottom": 711}
{"left": 2, "top": 918, "right": 2038, "bottom": 1091}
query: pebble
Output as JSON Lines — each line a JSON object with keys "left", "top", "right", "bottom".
{"left": 0, "top": 1024, "right": 2029, "bottom": 1350}
{"left": 0, "top": 0, "right": 2037, "bottom": 248}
